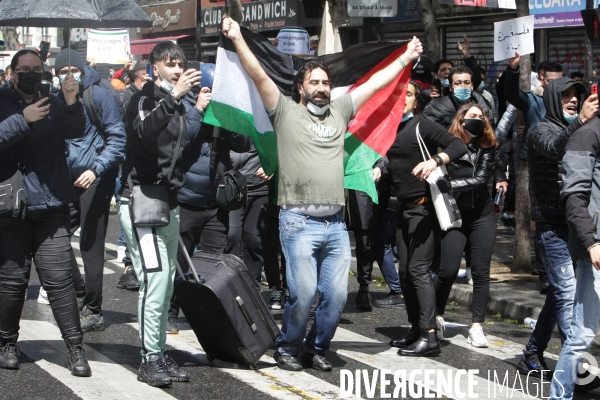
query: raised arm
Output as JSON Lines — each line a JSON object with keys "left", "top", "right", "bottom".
{"left": 222, "top": 17, "right": 279, "bottom": 110}
{"left": 350, "top": 37, "right": 423, "bottom": 113}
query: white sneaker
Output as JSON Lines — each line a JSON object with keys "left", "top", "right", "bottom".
{"left": 467, "top": 325, "right": 488, "bottom": 348}
{"left": 436, "top": 316, "right": 445, "bottom": 340}
{"left": 117, "top": 246, "right": 127, "bottom": 263}
{"left": 37, "top": 287, "right": 50, "bottom": 305}
{"left": 465, "top": 268, "right": 473, "bottom": 285}
{"left": 110, "top": 196, "right": 116, "bottom": 206}
{"left": 73, "top": 227, "right": 81, "bottom": 237}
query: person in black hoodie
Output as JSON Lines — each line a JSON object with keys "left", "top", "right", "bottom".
{"left": 434, "top": 103, "right": 505, "bottom": 349}
{"left": 516, "top": 77, "right": 598, "bottom": 379}
{"left": 118, "top": 41, "right": 202, "bottom": 387}
{"left": 387, "top": 80, "right": 467, "bottom": 357}
{"left": 0, "top": 49, "right": 91, "bottom": 376}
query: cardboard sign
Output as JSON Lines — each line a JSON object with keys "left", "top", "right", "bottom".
{"left": 494, "top": 15, "right": 535, "bottom": 61}
{"left": 87, "top": 29, "right": 131, "bottom": 64}
{"left": 276, "top": 27, "right": 315, "bottom": 55}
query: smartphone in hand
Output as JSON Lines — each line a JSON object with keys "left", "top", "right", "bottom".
{"left": 34, "top": 82, "right": 51, "bottom": 106}
{"left": 592, "top": 83, "right": 598, "bottom": 95}
{"left": 185, "top": 61, "right": 201, "bottom": 95}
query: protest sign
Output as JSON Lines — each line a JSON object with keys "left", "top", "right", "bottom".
{"left": 87, "top": 29, "right": 130, "bottom": 64}
{"left": 276, "top": 27, "right": 315, "bottom": 56}
{"left": 494, "top": 15, "right": 535, "bottom": 61}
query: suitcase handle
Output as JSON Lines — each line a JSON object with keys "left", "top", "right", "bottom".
{"left": 236, "top": 296, "right": 257, "bottom": 333}
{"left": 177, "top": 236, "right": 204, "bottom": 284}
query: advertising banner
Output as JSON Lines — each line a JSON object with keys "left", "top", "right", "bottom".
{"left": 87, "top": 29, "right": 130, "bottom": 64}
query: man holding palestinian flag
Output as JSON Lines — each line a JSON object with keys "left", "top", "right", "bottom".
{"left": 219, "top": 16, "right": 422, "bottom": 372}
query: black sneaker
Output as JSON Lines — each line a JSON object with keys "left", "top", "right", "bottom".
{"left": 355, "top": 288, "right": 373, "bottom": 311}
{"left": 373, "top": 292, "right": 406, "bottom": 309}
{"left": 166, "top": 317, "right": 179, "bottom": 334}
{"left": 274, "top": 351, "right": 303, "bottom": 371}
{"left": 116, "top": 267, "right": 140, "bottom": 291}
{"left": 517, "top": 353, "right": 552, "bottom": 379}
{"left": 65, "top": 338, "right": 92, "bottom": 377}
{"left": 268, "top": 287, "right": 283, "bottom": 310}
{"left": 498, "top": 215, "right": 516, "bottom": 232}
{"left": 539, "top": 277, "right": 549, "bottom": 295}
{"left": 0, "top": 342, "right": 20, "bottom": 370}
{"left": 162, "top": 353, "right": 190, "bottom": 382}
{"left": 299, "top": 351, "right": 332, "bottom": 371}
{"left": 80, "top": 306, "right": 105, "bottom": 333}
{"left": 138, "top": 355, "right": 172, "bottom": 387}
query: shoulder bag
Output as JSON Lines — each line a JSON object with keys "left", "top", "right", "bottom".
{"left": 416, "top": 123, "right": 462, "bottom": 231}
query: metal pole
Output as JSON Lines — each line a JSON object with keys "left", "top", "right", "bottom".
{"left": 196, "top": 0, "right": 202, "bottom": 61}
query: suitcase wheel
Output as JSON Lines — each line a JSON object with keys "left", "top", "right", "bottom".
{"left": 206, "top": 354, "right": 215, "bottom": 363}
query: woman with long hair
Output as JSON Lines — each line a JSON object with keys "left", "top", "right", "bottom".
{"left": 435, "top": 103, "right": 506, "bottom": 347}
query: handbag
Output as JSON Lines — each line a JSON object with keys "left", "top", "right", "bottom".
{"left": 128, "top": 114, "right": 185, "bottom": 228}
{"left": 210, "top": 126, "right": 247, "bottom": 211}
{"left": 416, "top": 123, "right": 462, "bottom": 231}
{"left": 0, "top": 167, "right": 27, "bottom": 222}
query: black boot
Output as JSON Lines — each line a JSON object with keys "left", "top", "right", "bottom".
{"left": 398, "top": 330, "right": 441, "bottom": 357}
{"left": 0, "top": 334, "right": 20, "bottom": 370}
{"left": 390, "top": 326, "right": 420, "bottom": 348}
{"left": 65, "top": 336, "right": 92, "bottom": 377}
{"left": 355, "top": 286, "right": 373, "bottom": 311}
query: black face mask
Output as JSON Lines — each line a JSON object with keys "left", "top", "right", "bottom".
{"left": 16, "top": 71, "right": 43, "bottom": 95}
{"left": 463, "top": 118, "right": 486, "bottom": 137}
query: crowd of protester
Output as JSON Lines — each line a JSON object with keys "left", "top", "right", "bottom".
{"left": 0, "top": 18, "right": 599, "bottom": 399}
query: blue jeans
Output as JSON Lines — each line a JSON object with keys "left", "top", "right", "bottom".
{"left": 550, "top": 257, "right": 600, "bottom": 400}
{"left": 525, "top": 223, "right": 576, "bottom": 357}
{"left": 277, "top": 209, "right": 351, "bottom": 356}
{"left": 374, "top": 198, "right": 402, "bottom": 294}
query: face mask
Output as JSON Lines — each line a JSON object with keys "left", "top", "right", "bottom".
{"left": 401, "top": 112, "right": 414, "bottom": 122}
{"left": 59, "top": 72, "right": 82, "bottom": 85}
{"left": 306, "top": 101, "right": 330, "bottom": 116}
{"left": 478, "top": 82, "right": 484, "bottom": 91}
{"left": 156, "top": 68, "right": 174, "bottom": 93}
{"left": 563, "top": 111, "right": 578, "bottom": 124}
{"left": 16, "top": 71, "right": 42, "bottom": 95}
{"left": 52, "top": 76, "right": 60, "bottom": 91}
{"left": 440, "top": 79, "right": 449, "bottom": 88}
{"left": 463, "top": 118, "right": 486, "bottom": 137}
{"left": 453, "top": 87, "right": 472, "bottom": 103}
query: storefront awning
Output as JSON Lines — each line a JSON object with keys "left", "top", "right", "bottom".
{"left": 130, "top": 34, "right": 192, "bottom": 55}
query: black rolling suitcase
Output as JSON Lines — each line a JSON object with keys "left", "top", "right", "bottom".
{"left": 173, "top": 238, "right": 280, "bottom": 369}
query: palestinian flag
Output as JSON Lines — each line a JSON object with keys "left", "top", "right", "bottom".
{"left": 203, "top": 27, "right": 411, "bottom": 202}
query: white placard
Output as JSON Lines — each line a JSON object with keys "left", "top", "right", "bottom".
{"left": 276, "top": 27, "right": 314, "bottom": 56}
{"left": 87, "top": 29, "right": 130, "bottom": 64}
{"left": 494, "top": 15, "right": 535, "bottom": 62}
{"left": 348, "top": 0, "right": 398, "bottom": 17}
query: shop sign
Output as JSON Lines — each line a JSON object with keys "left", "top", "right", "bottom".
{"left": 201, "top": 0, "right": 296, "bottom": 36}
{"left": 347, "top": 0, "right": 398, "bottom": 17}
{"left": 383, "top": 0, "right": 420, "bottom": 22}
{"left": 139, "top": 1, "right": 197, "bottom": 34}
{"left": 529, "top": 0, "right": 586, "bottom": 28}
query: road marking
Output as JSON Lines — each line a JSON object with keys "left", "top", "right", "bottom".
{"left": 128, "top": 323, "right": 349, "bottom": 400}
{"left": 71, "top": 242, "right": 123, "bottom": 269}
{"left": 75, "top": 257, "right": 115, "bottom": 275}
{"left": 19, "top": 320, "right": 176, "bottom": 400}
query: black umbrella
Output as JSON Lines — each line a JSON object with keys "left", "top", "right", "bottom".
{"left": 0, "top": 0, "right": 152, "bottom": 69}
{"left": 0, "top": 0, "right": 152, "bottom": 29}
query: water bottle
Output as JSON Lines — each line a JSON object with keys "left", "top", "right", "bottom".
{"left": 494, "top": 187, "right": 504, "bottom": 206}
{"left": 524, "top": 317, "right": 537, "bottom": 329}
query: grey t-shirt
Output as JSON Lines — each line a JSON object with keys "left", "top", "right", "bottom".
{"left": 268, "top": 93, "right": 354, "bottom": 206}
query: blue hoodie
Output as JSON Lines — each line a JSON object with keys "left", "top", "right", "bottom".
{"left": 65, "top": 65, "right": 126, "bottom": 181}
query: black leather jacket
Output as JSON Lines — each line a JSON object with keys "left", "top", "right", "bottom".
{"left": 447, "top": 142, "right": 503, "bottom": 210}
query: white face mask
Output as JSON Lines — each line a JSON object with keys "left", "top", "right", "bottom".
{"left": 59, "top": 72, "right": 82, "bottom": 85}
{"left": 306, "top": 101, "right": 330, "bottom": 116}
{"left": 155, "top": 67, "right": 174, "bottom": 93}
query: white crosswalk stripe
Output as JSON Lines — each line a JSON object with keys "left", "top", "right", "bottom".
{"left": 19, "top": 320, "right": 176, "bottom": 400}
{"left": 71, "top": 241, "right": 123, "bottom": 270}
{"left": 75, "top": 257, "right": 115, "bottom": 275}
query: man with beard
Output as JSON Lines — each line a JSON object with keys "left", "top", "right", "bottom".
{"left": 221, "top": 17, "right": 422, "bottom": 372}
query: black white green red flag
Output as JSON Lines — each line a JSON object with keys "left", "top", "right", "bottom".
{"left": 203, "top": 27, "right": 411, "bottom": 202}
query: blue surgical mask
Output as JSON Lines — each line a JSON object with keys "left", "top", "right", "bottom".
{"left": 478, "top": 82, "right": 484, "bottom": 91}
{"left": 156, "top": 68, "right": 174, "bottom": 93}
{"left": 306, "top": 101, "right": 330, "bottom": 116}
{"left": 401, "top": 112, "right": 414, "bottom": 122}
{"left": 440, "top": 79, "right": 449, "bottom": 88}
{"left": 453, "top": 87, "right": 472, "bottom": 103}
{"left": 563, "top": 111, "right": 578, "bottom": 124}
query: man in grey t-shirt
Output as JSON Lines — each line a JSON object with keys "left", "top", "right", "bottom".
{"left": 222, "top": 17, "right": 422, "bottom": 371}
